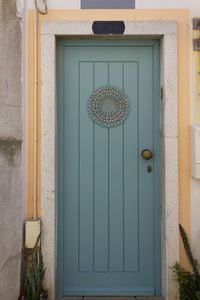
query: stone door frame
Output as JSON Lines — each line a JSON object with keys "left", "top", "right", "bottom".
{"left": 40, "top": 20, "right": 178, "bottom": 300}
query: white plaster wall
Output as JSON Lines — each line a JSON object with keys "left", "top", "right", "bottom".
{"left": 26, "top": 0, "right": 80, "bottom": 9}
{"left": 16, "top": 0, "right": 24, "bottom": 18}
{"left": 136, "top": 0, "right": 199, "bottom": 14}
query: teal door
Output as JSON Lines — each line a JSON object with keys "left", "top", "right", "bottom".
{"left": 57, "top": 40, "right": 160, "bottom": 297}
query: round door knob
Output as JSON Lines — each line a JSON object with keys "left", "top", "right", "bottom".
{"left": 141, "top": 149, "right": 153, "bottom": 160}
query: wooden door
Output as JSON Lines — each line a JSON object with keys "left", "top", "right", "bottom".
{"left": 57, "top": 40, "right": 160, "bottom": 297}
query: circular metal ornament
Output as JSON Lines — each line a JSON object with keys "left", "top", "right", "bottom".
{"left": 88, "top": 86, "right": 130, "bottom": 128}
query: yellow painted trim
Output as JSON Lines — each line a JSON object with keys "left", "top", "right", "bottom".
{"left": 28, "top": 10, "right": 35, "bottom": 219}
{"left": 28, "top": 10, "right": 41, "bottom": 218}
{"left": 28, "top": 9, "right": 190, "bottom": 268}
{"left": 37, "top": 15, "right": 41, "bottom": 218}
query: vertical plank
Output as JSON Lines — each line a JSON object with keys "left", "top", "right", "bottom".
{"left": 79, "top": 62, "right": 94, "bottom": 271}
{"left": 109, "top": 62, "right": 124, "bottom": 271}
{"left": 63, "top": 48, "right": 79, "bottom": 281}
{"left": 94, "top": 63, "right": 109, "bottom": 271}
{"left": 124, "top": 62, "right": 139, "bottom": 271}
{"left": 153, "top": 41, "right": 161, "bottom": 296}
{"left": 138, "top": 49, "right": 155, "bottom": 279}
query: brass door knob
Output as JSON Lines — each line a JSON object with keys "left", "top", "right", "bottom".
{"left": 141, "top": 149, "right": 153, "bottom": 160}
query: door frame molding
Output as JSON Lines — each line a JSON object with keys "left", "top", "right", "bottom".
{"left": 40, "top": 20, "right": 178, "bottom": 299}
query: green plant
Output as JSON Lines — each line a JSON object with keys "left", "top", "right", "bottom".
{"left": 172, "top": 224, "right": 200, "bottom": 300}
{"left": 24, "top": 233, "right": 48, "bottom": 300}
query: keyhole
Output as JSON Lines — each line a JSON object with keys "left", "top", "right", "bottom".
{"left": 147, "top": 165, "right": 152, "bottom": 173}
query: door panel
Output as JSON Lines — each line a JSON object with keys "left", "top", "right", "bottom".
{"left": 79, "top": 62, "right": 94, "bottom": 272}
{"left": 58, "top": 40, "right": 160, "bottom": 297}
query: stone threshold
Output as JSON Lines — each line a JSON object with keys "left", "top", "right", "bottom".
{"left": 57, "top": 297, "right": 164, "bottom": 300}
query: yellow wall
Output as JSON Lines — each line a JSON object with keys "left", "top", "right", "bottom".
{"left": 28, "top": 9, "right": 190, "bottom": 267}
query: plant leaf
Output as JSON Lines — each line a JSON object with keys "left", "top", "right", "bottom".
{"left": 179, "top": 224, "right": 200, "bottom": 290}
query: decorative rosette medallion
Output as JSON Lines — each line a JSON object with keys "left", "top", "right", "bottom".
{"left": 88, "top": 86, "right": 130, "bottom": 128}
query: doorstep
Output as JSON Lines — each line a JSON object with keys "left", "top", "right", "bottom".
{"left": 57, "top": 297, "right": 164, "bottom": 300}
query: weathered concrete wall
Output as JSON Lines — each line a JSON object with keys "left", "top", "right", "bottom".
{"left": 0, "top": 0, "right": 23, "bottom": 299}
